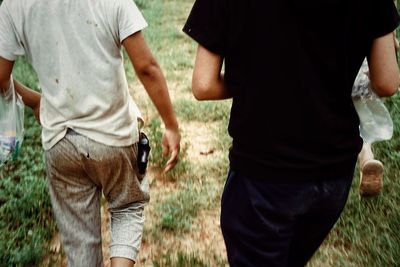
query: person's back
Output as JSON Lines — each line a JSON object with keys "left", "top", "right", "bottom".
{"left": 1, "top": 0, "right": 146, "bottom": 149}
{"left": 186, "top": 0, "right": 396, "bottom": 180}
{"left": 183, "top": 0, "right": 399, "bottom": 266}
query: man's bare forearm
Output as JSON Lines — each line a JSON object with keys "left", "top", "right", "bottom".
{"left": 192, "top": 45, "right": 231, "bottom": 100}
{"left": 13, "top": 80, "right": 41, "bottom": 110}
{"left": 137, "top": 64, "right": 179, "bottom": 131}
{"left": 0, "top": 56, "right": 41, "bottom": 109}
{"left": 0, "top": 57, "right": 14, "bottom": 94}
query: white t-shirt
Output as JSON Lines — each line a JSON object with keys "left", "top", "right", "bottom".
{"left": 0, "top": 0, "right": 147, "bottom": 150}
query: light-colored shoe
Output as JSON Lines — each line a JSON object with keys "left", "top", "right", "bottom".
{"left": 359, "top": 159, "right": 384, "bottom": 197}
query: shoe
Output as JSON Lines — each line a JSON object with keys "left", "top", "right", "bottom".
{"left": 359, "top": 159, "right": 384, "bottom": 197}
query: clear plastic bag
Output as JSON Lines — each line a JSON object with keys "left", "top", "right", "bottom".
{"left": 352, "top": 59, "right": 393, "bottom": 144}
{"left": 0, "top": 78, "right": 25, "bottom": 165}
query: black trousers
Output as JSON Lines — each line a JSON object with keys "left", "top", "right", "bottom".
{"left": 220, "top": 169, "right": 354, "bottom": 267}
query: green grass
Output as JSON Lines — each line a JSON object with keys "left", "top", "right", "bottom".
{"left": 153, "top": 252, "right": 212, "bottom": 267}
{"left": 0, "top": 58, "right": 54, "bottom": 266}
{"left": 155, "top": 178, "right": 219, "bottom": 233}
{"left": 174, "top": 99, "right": 231, "bottom": 123}
{"left": 156, "top": 182, "right": 204, "bottom": 232}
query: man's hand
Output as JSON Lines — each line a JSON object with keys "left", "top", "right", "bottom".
{"left": 33, "top": 101, "right": 40, "bottom": 123}
{"left": 162, "top": 126, "right": 180, "bottom": 173}
{"left": 368, "top": 32, "right": 400, "bottom": 97}
{"left": 0, "top": 56, "right": 13, "bottom": 94}
{"left": 0, "top": 56, "right": 41, "bottom": 123}
{"left": 14, "top": 80, "right": 41, "bottom": 124}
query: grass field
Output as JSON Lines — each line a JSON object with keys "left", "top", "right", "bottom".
{"left": 1, "top": 0, "right": 400, "bottom": 266}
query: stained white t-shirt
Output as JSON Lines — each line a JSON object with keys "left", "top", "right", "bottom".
{"left": 0, "top": 0, "right": 147, "bottom": 150}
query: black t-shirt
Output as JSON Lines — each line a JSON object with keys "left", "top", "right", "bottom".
{"left": 183, "top": 0, "right": 399, "bottom": 180}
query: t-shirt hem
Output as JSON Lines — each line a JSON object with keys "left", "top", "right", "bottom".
{"left": 120, "top": 22, "right": 148, "bottom": 43}
{"left": 229, "top": 162, "right": 357, "bottom": 182}
{"left": 372, "top": 5, "right": 400, "bottom": 39}
{"left": 182, "top": 23, "right": 225, "bottom": 55}
{"left": 42, "top": 129, "right": 139, "bottom": 150}
{"left": 229, "top": 151, "right": 359, "bottom": 182}
{"left": 372, "top": 20, "right": 400, "bottom": 39}
{"left": 0, "top": 47, "right": 18, "bottom": 61}
{"left": 42, "top": 129, "right": 69, "bottom": 151}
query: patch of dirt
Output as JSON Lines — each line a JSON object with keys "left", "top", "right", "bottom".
{"left": 101, "top": 203, "right": 111, "bottom": 267}
{"left": 40, "top": 233, "right": 66, "bottom": 267}
{"left": 179, "top": 209, "right": 227, "bottom": 263}
{"left": 136, "top": 209, "right": 227, "bottom": 267}
{"left": 180, "top": 121, "right": 222, "bottom": 165}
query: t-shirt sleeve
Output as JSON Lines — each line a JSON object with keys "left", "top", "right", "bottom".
{"left": 0, "top": 1, "right": 25, "bottom": 61}
{"left": 370, "top": 0, "right": 400, "bottom": 39}
{"left": 182, "top": 0, "right": 227, "bottom": 55}
{"left": 117, "top": 0, "right": 148, "bottom": 43}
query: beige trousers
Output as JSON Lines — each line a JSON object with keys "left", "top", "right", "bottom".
{"left": 45, "top": 129, "right": 149, "bottom": 267}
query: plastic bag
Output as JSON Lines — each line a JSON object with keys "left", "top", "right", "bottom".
{"left": 0, "top": 78, "right": 25, "bottom": 165}
{"left": 352, "top": 59, "right": 393, "bottom": 144}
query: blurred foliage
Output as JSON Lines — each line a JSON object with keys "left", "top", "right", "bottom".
{"left": 0, "top": 106, "right": 54, "bottom": 266}
{"left": 134, "top": 0, "right": 146, "bottom": 9}
{"left": 153, "top": 252, "right": 212, "bottom": 267}
{"left": 0, "top": 58, "right": 54, "bottom": 265}
{"left": 175, "top": 99, "right": 231, "bottom": 123}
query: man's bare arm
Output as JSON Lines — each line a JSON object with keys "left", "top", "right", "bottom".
{"left": 192, "top": 45, "right": 230, "bottom": 101}
{"left": 0, "top": 56, "right": 13, "bottom": 94}
{"left": 0, "top": 56, "right": 41, "bottom": 122}
{"left": 368, "top": 32, "right": 400, "bottom": 97}
{"left": 122, "top": 31, "right": 180, "bottom": 173}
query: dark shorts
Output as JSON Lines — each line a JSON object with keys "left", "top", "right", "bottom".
{"left": 220, "top": 169, "right": 354, "bottom": 267}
